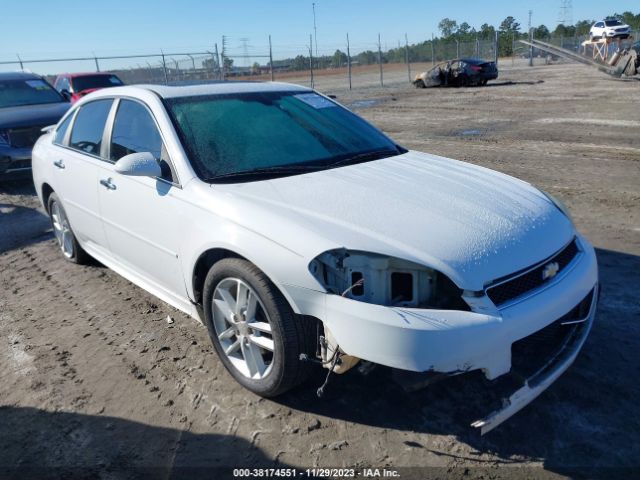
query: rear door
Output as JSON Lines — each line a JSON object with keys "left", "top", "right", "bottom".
{"left": 95, "top": 98, "right": 186, "bottom": 298}
{"left": 51, "top": 99, "right": 113, "bottom": 254}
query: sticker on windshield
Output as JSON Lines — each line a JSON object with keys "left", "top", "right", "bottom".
{"left": 25, "top": 80, "right": 48, "bottom": 90}
{"left": 294, "top": 93, "right": 335, "bottom": 109}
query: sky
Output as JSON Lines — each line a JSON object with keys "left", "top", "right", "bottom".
{"left": 0, "top": 0, "right": 637, "bottom": 72}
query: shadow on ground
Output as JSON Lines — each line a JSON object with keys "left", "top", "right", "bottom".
{"left": 277, "top": 248, "right": 640, "bottom": 477}
{"left": 0, "top": 178, "right": 38, "bottom": 196}
{"left": 0, "top": 406, "right": 294, "bottom": 480}
{"left": 0, "top": 203, "right": 51, "bottom": 253}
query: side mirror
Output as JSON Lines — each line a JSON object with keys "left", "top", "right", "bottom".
{"left": 114, "top": 152, "right": 162, "bottom": 178}
{"left": 60, "top": 89, "right": 71, "bottom": 101}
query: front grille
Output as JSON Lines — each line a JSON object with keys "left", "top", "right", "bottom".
{"left": 8, "top": 126, "right": 46, "bottom": 148}
{"left": 486, "top": 239, "right": 579, "bottom": 307}
{"left": 511, "top": 289, "right": 594, "bottom": 384}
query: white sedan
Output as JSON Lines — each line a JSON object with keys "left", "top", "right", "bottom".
{"left": 32, "top": 82, "right": 598, "bottom": 433}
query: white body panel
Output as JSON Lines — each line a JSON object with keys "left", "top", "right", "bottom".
{"left": 32, "top": 83, "right": 598, "bottom": 433}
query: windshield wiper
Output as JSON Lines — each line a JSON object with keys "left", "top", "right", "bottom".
{"left": 207, "top": 164, "right": 322, "bottom": 182}
{"left": 207, "top": 147, "right": 405, "bottom": 183}
{"left": 326, "top": 148, "right": 402, "bottom": 169}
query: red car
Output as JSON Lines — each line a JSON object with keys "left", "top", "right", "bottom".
{"left": 53, "top": 72, "right": 124, "bottom": 103}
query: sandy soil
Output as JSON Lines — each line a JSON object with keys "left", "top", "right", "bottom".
{"left": 1, "top": 62, "right": 639, "bottom": 479}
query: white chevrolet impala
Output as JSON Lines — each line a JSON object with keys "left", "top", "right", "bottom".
{"left": 32, "top": 82, "right": 598, "bottom": 433}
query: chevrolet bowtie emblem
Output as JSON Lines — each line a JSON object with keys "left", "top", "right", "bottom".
{"left": 542, "top": 262, "right": 560, "bottom": 280}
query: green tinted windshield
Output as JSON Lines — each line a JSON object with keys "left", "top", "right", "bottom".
{"left": 0, "top": 78, "right": 64, "bottom": 108}
{"left": 166, "top": 91, "right": 401, "bottom": 181}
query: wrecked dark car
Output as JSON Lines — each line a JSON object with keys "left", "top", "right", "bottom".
{"left": 413, "top": 58, "right": 498, "bottom": 88}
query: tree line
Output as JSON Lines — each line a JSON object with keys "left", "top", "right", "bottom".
{"left": 224, "top": 11, "right": 639, "bottom": 72}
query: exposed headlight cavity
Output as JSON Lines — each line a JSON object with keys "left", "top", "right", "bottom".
{"left": 309, "top": 249, "right": 470, "bottom": 310}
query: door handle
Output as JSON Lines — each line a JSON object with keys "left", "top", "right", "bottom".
{"left": 99, "top": 178, "right": 117, "bottom": 191}
{"left": 53, "top": 159, "right": 65, "bottom": 169}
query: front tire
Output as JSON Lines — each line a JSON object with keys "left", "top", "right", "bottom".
{"left": 47, "top": 193, "right": 89, "bottom": 264}
{"left": 203, "top": 258, "right": 316, "bottom": 397}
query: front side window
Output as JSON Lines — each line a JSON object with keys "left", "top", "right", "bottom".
{"left": 69, "top": 99, "right": 113, "bottom": 156}
{"left": 110, "top": 99, "right": 174, "bottom": 182}
{"left": 0, "top": 78, "right": 64, "bottom": 108}
{"left": 166, "top": 91, "right": 402, "bottom": 182}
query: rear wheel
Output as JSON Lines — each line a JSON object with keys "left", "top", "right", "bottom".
{"left": 47, "top": 193, "right": 89, "bottom": 264}
{"left": 203, "top": 258, "right": 316, "bottom": 397}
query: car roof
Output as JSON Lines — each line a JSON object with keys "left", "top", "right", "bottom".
{"left": 57, "top": 72, "right": 118, "bottom": 78}
{"left": 140, "top": 81, "right": 312, "bottom": 99}
{"left": 0, "top": 71, "right": 43, "bottom": 81}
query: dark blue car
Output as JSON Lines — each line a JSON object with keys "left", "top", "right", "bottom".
{"left": 0, "top": 71, "right": 70, "bottom": 179}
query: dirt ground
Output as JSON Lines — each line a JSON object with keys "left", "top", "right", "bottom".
{"left": 1, "top": 62, "right": 639, "bottom": 479}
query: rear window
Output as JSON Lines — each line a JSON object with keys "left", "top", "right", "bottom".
{"left": 54, "top": 114, "right": 74, "bottom": 145}
{"left": 72, "top": 75, "right": 123, "bottom": 93}
{"left": 0, "top": 78, "right": 64, "bottom": 108}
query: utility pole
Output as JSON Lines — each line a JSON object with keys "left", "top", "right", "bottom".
{"left": 214, "top": 43, "right": 221, "bottom": 79}
{"left": 221, "top": 35, "right": 228, "bottom": 80}
{"left": 528, "top": 10, "right": 534, "bottom": 67}
{"left": 269, "top": 35, "right": 274, "bottom": 81}
{"left": 405, "top": 33, "right": 411, "bottom": 83}
{"left": 431, "top": 33, "right": 435, "bottom": 65}
{"left": 378, "top": 33, "right": 383, "bottom": 86}
{"left": 347, "top": 33, "right": 352, "bottom": 90}
{"left": 309, "top": 33, "right": 314, "bottom": 88}
{"left": 312, "top": 3, "right": 318, "bottom": 66}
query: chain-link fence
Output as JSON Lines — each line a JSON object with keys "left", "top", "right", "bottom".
{"left": 1, "top": 30, "right": 637, "bottom": 91}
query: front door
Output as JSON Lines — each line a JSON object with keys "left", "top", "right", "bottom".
{"left": 96, "top": 98, "right": 186, "bottom": 299}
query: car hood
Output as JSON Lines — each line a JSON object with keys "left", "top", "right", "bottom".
{"left": 217, "top": 151, "right": 575, "bottom": 290}
{"left": 0, "top": 102, "right": 70, "bottom": 129}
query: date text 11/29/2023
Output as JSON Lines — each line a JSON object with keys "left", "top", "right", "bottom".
{"left": 233, "top": 468, "right": 400, "bottom": 478}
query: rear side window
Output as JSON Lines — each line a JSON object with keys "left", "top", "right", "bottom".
{"left": 54, "top": 114, "right": 73, "bottom": 145}
{"left": 69, "top": 99, "right": 112, "bottom": 156}
{"left": 110, "top": 99, "right": 175, "bottom": 182}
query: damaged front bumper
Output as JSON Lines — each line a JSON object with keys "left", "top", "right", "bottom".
{"left": 471, "top": 283, "right": 597, "bottom": 434}
{"left": 285, "top": 235, "right": 598, "bottom": 432}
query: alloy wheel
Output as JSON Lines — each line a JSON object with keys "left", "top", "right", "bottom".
{"left": 51, "top": 200, "right": 74, "bottom": 259}
{"left": 211, "top": 277, "right": 275, "bottom": 380}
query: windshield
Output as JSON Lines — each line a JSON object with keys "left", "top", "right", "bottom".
{"left": 166, "top": 91, "right": 403, "bottom": 182}
{"left": 72, "top": 74, "right": 123, "bottom": 92}
{"left": 604, "top": 20, "right": 622, "bottom": 26}
{"left": 0, "top": 78, "right": 64, "bottom": 108}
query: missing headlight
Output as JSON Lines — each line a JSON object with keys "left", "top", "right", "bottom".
{"left": 309, "top": 249, "right": 470, "bottom": 311}
{"left": 391, "top": 272, "right": 413, "bottom": 303}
